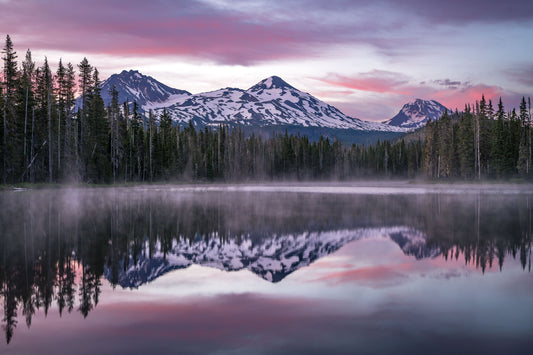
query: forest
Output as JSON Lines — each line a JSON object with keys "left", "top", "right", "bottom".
{"left": 1, "top": 35, "right": 532, "bottom": 184}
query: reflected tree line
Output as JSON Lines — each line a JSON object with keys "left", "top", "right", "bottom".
{"left": 1, "top": 190, "right": 532, "bottom": 343}
{"left": 421, "top": 194, "right": 533, "bottom": 273}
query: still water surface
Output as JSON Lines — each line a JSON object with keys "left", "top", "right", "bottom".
{"left": 0, "top": 183, "right": 532, "bottom": 354}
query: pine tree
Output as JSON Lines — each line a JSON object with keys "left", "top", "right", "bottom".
{"left": 43, "top": 58, "right": 54, "bottom": 183}
{"left": 423, "top": 120, "right": 438, "bottom": 178}
{"left": 148, "top": 110, "right": 155, "bottom": 181}
{"left": 2, "top": 34, "right": 18, "bottom": 183}
{"left": 19, "top": 49, "right": 35, "bottom": 181}
{"left": 458, "top": 105, "right": 474, "bottom": 178}
{"left": 158, "top": 108, "right": 174, "bottom": 177}
{"left": 85, "top": 69, "right": 110, "bottom": 182}
{"left": 55, "top": 59, "right": 67, "bottom": 178}
{"left": 77, "top": 58, "right": 93, "bottom": 179}
{"left": 491, "top": 98, "right": 506, "bottom": 177}
{"left": 518, "top": 97, "right": 530, "bottom": 176}
{"left": 31, "top": 58, "right": 55, "bottom": 183}
{"left": 62, "top": 63, "right": 77, "bottom": 180}
{"left": 109, "top": 85, "right": 121, "bottom": 183}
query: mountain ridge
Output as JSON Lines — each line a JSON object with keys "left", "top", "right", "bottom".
{"left": 99, "top": 70, "right": 405, "bottom": 133}
{"left": 95, "top": 70, "right": 450, "bottom": 143}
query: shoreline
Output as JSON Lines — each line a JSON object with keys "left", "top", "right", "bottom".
{"left": 3, "top": 180, "right": 533, "bottom": 194}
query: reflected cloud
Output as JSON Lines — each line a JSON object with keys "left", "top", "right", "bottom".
{"left": 430, "top": 269, "right": 469, "bottom": 280}
{"left": 313, "top": 265, "right": 409, "bottom": 288}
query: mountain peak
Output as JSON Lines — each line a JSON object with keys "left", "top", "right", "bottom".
{"left": 116, "top": 69, "right": 143, "bottom": 79}
{"left": 248, "top": 75, "right": 295, "bottom": 91}
{"left": 99, "top": 70, "right": 190, "bottom": 108}
{"left": 385, "top": 99, "right": 449, "bottom": 130}
{"left": 405, "top": 98, "right": 440, "bottom": 107}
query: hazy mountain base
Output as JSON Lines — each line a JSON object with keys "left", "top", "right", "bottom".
{"left": 217, "top": 125, "right": 405, "bottom": 145}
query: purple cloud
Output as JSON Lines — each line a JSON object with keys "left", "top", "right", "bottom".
{"left": 280, "top": 0, "right": 533, "bottom": 24}
{"left": 433, "top": 79, "right": 465, "bottom": 89}
{"left": 506, "top": 64, "right": 533, "bottom": 87}
{"left": 315, "top": 71, "right": 412, "bottom": 95}
{"left": 0, "top": 0, "right": 337, "bottom": 65}
{"left": 6, "top": 0, "right": 523, "bottom": 66}
{"left": 394, "top": 0, "right": 533, "bottom": 24}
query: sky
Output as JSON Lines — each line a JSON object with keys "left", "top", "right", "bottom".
{"left": 1, "top": 0, "right": 532, "bottom": 121}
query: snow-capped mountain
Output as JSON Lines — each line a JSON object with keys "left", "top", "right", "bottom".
{"left": 97, "top": 71, "right": 406, "bottom": 136}
{"left": 104, "top": 227, "right": 439, "bottom": 288}
{"left": 154, "top": 76, "right": 403, "bottom": 132}
{"left": 384, "top": 99, "right": 449, "bottom": 130}
{"left": 99, "top": 70, "right": 191, "bottom": 108}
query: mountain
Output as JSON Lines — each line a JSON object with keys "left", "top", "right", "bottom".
{"left": 98, "top": 70, "right": 191, "bottom": 108}
{"left": 103, "top": 226, "right": 439, "bottom": 288}
{"left": 153, "top": 75, "right": 404, "bottom": 132}
{"left": 384, "top": 99, "right": 449, "bottom": 130}
{"left": 95, "top": 71, "right": 407, "bottom": 144}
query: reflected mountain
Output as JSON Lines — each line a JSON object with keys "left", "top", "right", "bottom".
{"left": 390, "top": 229, "right": 441, "bottom": 260}
{"left": 105, "top": 227, "right": 438, "bottom": 287}
{"left": 0, "top": 186, "right": 532, "bottom": 343}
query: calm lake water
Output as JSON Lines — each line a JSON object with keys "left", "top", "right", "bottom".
{"left": 0, "top": 183, "right": 532, "bottom": 354}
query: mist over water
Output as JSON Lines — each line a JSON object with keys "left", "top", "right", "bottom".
{"left": 1, "top": 184, "right": 532, "bottom": 354}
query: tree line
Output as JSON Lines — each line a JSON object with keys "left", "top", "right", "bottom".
{"left": 424, "top": 95, "right": 532, "bottom": 179}
{"left": 1, "top": 35, "right": 531, "bottom": 183}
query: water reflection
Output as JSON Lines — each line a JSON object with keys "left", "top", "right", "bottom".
{"left": 0, "top": 186, "right": 532, "bottom": 347}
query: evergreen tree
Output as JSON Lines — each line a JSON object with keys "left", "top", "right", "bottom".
{"left": 19, "top": 49, "right": 35, "bottom": 181}
{"left": 85, "top": 69, "right": 110, "bottom": 182}
{"left": 62, "top": 62, "right": 77, "bottom": 180}
{"left": 491, "top": 98, "right": 507, "bottom": 177}
{"left": 31, "top": 58, "right": 55, "bottom": 183}
{"left": 77, "top": 57, "right": 93, "bottom": 179}
{"left": 108, "top": 85, "right": 123, "bottom": 183}
{"left": 458, "top": 105, "right": 474, "bottom": 178}
{"left": 2, "top": 34, "right": 18, "bottom": 183}
{"left": 518, "top": 97, "right": 530, "bottom": 176}
{"left": 44, "top": 58, "right": 54, "bottom": 182}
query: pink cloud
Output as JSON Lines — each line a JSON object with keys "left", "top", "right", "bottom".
{"left": 2, "top": 0, "right": 531, "bottom": 69}
{"left": 314, "top": 71, "right": 513, "bottom": 120}
{"left": 0, "top": 0, "right": 386, "bottom": 66}
{"left": 431, "top": 84, "right": 505, "bottom": 111}
{"left": 317, "top": 71, "right": 505, "bottom": 107}
{"left": 0, "top": 0, "right": 451, "bottom": 66}
{"left": 317, "top": 71, "right": 412, "bottom": 95}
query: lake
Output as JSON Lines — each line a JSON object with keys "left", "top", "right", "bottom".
{"left": 0, "top": 183, "right": 532, "bottom": 354}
